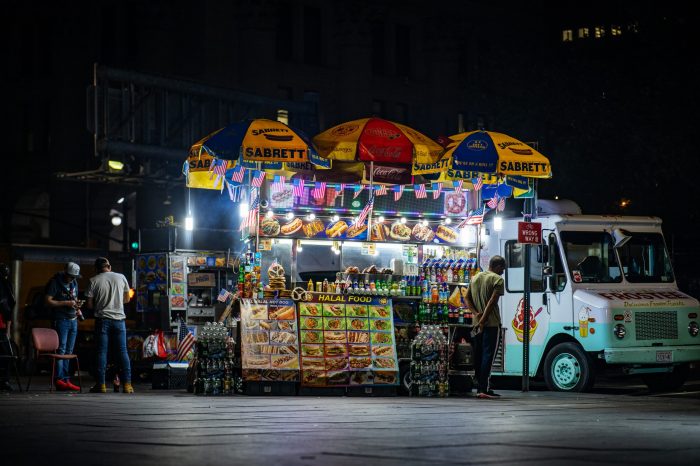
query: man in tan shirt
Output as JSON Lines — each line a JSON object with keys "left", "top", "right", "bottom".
{"left": 466, "top": 255, "right": 505, "bottom": 399}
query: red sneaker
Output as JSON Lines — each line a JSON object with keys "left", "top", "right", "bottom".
{"left": 476, "top": 392, "right": 497, "bottom": 399}
{"left": 64, "top": 380, "right": 81, "bottom": 391}
{"left": 55, "top": 380, "right": 69, "bottom": 391}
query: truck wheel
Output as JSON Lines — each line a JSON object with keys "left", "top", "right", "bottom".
{"left": 543, "top": 342, "right": 594, "bottom": 392}
{"left": 642, "top": 364, "right": 689, "bottom": 392}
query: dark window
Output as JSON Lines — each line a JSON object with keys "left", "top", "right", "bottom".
{"left": 275, "top": 2, "right": 294, "bottom": 61}
{"left": 505, "top": 240, "right": 544, "bottom": 292}
{"left": 303, "top": 5, "right": 322, "bottom": 65}
{"left": 617, "top": 233, "right": 674, "bottom": 283}
{"left": 395, "top": 24, "right": 411, "bottom": 78}
{"left": 370, "top": 22, "right": 386, "bottom": 75}
{"left": 560, "top": 231, "right": 621, "bottom": 284}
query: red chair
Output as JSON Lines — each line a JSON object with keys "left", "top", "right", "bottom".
{"left": 26, "top": 328, "right": 82, "bottom": 393}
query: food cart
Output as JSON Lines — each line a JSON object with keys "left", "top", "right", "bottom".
{"left": 231, "top": 181, "right": 484, "bottom": 395}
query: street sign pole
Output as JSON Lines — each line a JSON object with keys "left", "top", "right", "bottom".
{"left": 518, "top": 202, "right": 542, "bottom": 393}
{"left": 522, "top": 199, "right": 531, "bottom": 392}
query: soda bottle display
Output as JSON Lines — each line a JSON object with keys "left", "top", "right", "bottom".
{"left": 409, "top": 324, "right": 449, "bottom": 397}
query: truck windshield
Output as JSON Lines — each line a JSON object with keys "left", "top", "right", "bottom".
{"left": 616, "top": 233, "right": 674, "bottom": 283}
{"left": 560, "top": 231, "right": 622, "bottom": 283}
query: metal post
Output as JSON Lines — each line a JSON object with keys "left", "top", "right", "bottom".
{"left": 522, "top": 197, "right": 532, "bottom": 392}
{"left": 367, "top": 161, "right": 374, "bottom": 237}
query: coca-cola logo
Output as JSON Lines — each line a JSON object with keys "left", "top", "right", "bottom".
{"left": 374, "top": 166, "right": 404, "bottom": 177}
{"left": 366, "top": 145, "right": 407, "bottom": 160}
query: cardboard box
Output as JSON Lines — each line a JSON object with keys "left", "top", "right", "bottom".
{"left": 187, "top": 272, "right": 216, "bottom": 287}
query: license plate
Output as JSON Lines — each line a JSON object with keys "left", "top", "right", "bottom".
{"left": 656, "top": 351, "right": 673, "bottom": 363}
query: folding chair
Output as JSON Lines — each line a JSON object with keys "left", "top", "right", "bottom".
{"left": 26, "top": 328, "right": 82, "bottom": 392}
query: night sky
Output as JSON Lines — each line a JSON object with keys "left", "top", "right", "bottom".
{"left": 2, "top": 0, "right": 698, "bottom": 294}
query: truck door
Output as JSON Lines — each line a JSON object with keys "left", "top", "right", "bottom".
{"left": 545, "top": 232, "right": 571, "bottom": 334}
{"left": 501, "top": 239, "right": 548, "bottom": 375}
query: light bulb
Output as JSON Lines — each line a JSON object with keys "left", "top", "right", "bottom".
{"left": 331, "top": 214, "right": 340, "bottom": 222}
{"left": 377, "top": 216, "right": 385, "bottom": 223}
{"left": 286, "top": 212, "right": 295, "bottom": 220}
{"left": 184, "top": 216, "right": 194, "bottom": 231}
{"left": 444, "top": 218, "right": 452, "bottom": 225}
{"left": 400, "top": 217, "right": 407, "bottom": 224}
{"left": 494, "top": 216, "right": 503, "bottom": 232}
{"left": 266, "top": 210, "right": 274, "bottom": 219}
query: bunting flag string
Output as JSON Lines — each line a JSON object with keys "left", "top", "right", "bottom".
{"left": 339, "top": 183, "right": 347, "bottom": 192}
{"left": 293, "top": 178, "right": 305, "bottom": 197}
{"left": 432, "top": 182, "right": 442, "bottom": 200}
{"left": 472, "top": 177, "right": 483, "bottom": 191}
{"left": 414, "top": 184, "right": 427, "bottom": 199}
{"left": 375, "top": 185, "right": 388, "bottom": 196}
{"left": 226, "top": 181, "right": 235, "bottom": 201}
{"left": 230, "top": 165, "right": 245, "bottom": 183}
{"left": 393, "top": 184, "right": 404, "bottom": 202}
{"left": 312, "top": 181, "right": 327, "bottom": 200}
{"left": 497, "top": 196, "right": 506, "bottom": 212}
{"left": 453, "top": 180, "right": 463, "bottom": 194}
{"left": 353, "top": 184, "right": 364, "bottom": 199}
{"left": 486, "top": 195, "right": 499, "bottom": 209}
{"left": 251, "top": 170, "right": 266, "bottom": 188}
{"left": 466, "top": 207, "right": 487, "bottom": 225}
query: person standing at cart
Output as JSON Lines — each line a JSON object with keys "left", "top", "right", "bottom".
{"left": 44, "top": 262, "right": 83, "bottom": 391}
{"left": 466, "top": 255, "right": 506, "bottom": 399}
{"left": 0, "top": 263, "right": 16, "bottom": 391}
{"left": 86, "top": 257, "right": 134, "bottom": 394}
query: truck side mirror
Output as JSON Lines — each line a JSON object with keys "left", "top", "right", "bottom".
{"left": 542, "top": 266, "right": 553, "bottom": 277}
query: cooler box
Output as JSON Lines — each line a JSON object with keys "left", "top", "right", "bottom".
{"left": 152, "top": 362, "right": 189, "bottom": 389}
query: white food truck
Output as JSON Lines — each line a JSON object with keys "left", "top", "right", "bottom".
{"left": 481, "top": 200, "right": 700, "bottom": 392}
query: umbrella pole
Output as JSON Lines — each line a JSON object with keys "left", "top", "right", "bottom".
{"left": 367, "top": 161, "right": 373, "bottom": 239}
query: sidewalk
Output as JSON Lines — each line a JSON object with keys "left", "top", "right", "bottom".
{"left": 3, "top": 379, "right": 700, "bottom": 465}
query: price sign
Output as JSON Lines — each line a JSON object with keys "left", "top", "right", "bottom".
{"left": 258, "top": 239, "right": 272, "bottom": 251}
{"left": 517, "top": 222, "right": 542, "bottom": 244}
{"left": 361, "top": 243, "right": 376, "bottom": 255}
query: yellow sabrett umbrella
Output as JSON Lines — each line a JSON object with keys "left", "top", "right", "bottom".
{"left": 443, "top": 130, "right": 552, "bottom": 178}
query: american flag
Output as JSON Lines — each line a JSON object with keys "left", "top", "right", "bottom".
{"left": 210, "top": 159, "right": 228, "bottom": 176}
{"left": 414, "top": 184, "right": 427, "bottom": 199}
{"left": 272, "top": 175, "right": 286, "bottom": 194}
{"left": 226, "top": 181, "right": 235, "bottom": 201}
{"left": 339, "top": 183, "right": 347, "bottom": 192}
{"left": 472, "top": 177, "right": 483, "bottom": 191}
{"left": 353, "top": 185, "right": 364, "bottom": 199}
{"left": 432, "top": 182, "right": 442, "bottom": 200}
{"left": 487, "top": 195, "right": 498, "bottom": 209}
{"left": 176, "top": 317, "right": 195, "bottom": 361}
{"left": 466, "top": 207, "right": 486, "bottom": 225}
{"left": 497, "top": 196, "right": 506, "bottom": 212}
{"left": 312, "top": 181, "right": 327, "bottom": 200}
{"left": 251, "top": 170, "right": 266, "bottom": 188}
{"left": 217, "top": 288, "right": 231, "bottom": 302}
{"left": 375, "top": 185, "right": 388, "bottom": 196}
{"left": 453, "top": 180, "right": 463, "bottom": 193}
{"left": 230, "top": 165, "right": 245, "bottom": 183}
{"left": 239, "top": 191, "right": 260, "bottom": 231}
{"left": 293, "top": 178, "right": 305, "bottom": 197}
{"left": 393, "top": 184, "right": 404, "bottom": 201}
{"left": 355, "top": 195, "right": 374, "bottom": 226}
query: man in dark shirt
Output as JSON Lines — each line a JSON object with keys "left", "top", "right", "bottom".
{"left": 44, "top": 262, "right": 84, "bottom": 391}
{"left": 0, "top": 263, "right": 16, "bottom": 391}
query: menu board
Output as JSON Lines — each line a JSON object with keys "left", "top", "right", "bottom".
{"left": 299, "top": 295, "right": 399, "bottom": 387}
{"left": 240, "top": 299, "right": 300, "bottom": 382}
{"left": 258, "top": 215, "right": 461, "bottom": 245}
{"left": 135, "top": 254, "right": 168, "bottom": 313}
{"left": 169, "top": 255, "right": 187, "bottom": 310}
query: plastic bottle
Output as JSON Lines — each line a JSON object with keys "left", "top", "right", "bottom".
{"left": 307, "top": 278, "right": 314, "bottom": 292}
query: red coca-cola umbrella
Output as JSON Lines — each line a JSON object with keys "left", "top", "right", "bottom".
{"left": 313, "top": 117, "right": 443, "bottom": 185}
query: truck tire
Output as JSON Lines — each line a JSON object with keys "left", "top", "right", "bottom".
{"left": 642, "top": 364, "right": 689, "bottom": 392}
{"left": 543, "top": 342, "right": 595, "bottom": 392}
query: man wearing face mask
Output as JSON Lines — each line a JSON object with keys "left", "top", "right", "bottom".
{"left": 44, "top": 262, "right": 84, "bottom": 391}
{"left": 0, "top": 263, "right": 16, "bottom": 392}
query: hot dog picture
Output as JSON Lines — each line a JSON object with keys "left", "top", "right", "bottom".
{"left": 270, "top": 305, "right": 296, "bottom": 320}
{"left": 271, "top": 354, "right": 299, "bottom": 369}
{"left": 346, "top": 222, "right": 367, "bottom": 239}
{"left": 280, "top": 218, "right": 303, "bottom": 235}
{"left": 323, "top": 304, "right": 345, "bottom": 317}
{"left": 373, "top": 371, "right": 398, "bottom": 384}
{"left": 302, "top": 358, "right": 326, "bottom": 370}
{"left": 325, "top": 220, "right": 348, "bottom": 238}
{"left": 436, "top": 225, "right": 458, "bottom": 243}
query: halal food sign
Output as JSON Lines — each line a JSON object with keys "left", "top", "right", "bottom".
{"left": 517, "top": 222, "right": 542, "bottom": 244}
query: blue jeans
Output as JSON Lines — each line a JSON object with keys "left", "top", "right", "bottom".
{"left": 95, "top": 318, "right": 131, "bottom": 384}
{"left": 54, "top": 318, "right": 77, "bottom": 381}
{"left": 471, "top": 326, "right": 501, "bottom": 393}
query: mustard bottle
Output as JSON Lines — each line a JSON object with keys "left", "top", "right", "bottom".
{"left": 307, "top": 279, "right": 314, "bottom": 292}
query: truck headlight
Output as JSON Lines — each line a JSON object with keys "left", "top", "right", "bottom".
{"left": 689, "top": 321, "right": 699, "bottom": 337}
{"left": 614, "top": 324, "right": 626, "bottom": 339}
